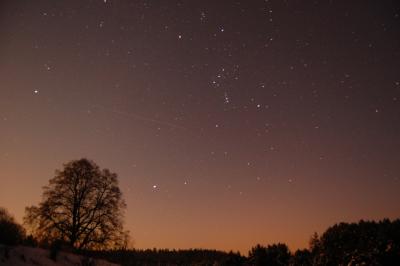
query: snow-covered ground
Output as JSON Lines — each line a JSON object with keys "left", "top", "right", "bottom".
{"left": 0, "top": 245, "right": 118, "bottom": 266}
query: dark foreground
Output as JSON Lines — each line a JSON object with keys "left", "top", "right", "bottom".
{"left": 1, "top": 219, "right": 400, "bottom": 266}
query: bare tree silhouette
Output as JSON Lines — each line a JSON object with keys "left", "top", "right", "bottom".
{"left": 24, "top": 158, "right": 129, "bottom": 250}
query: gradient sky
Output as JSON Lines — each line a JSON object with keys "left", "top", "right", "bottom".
{"left": 1, "top": 0, "right": 400, "bottom": 254}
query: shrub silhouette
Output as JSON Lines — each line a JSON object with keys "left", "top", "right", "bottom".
{"left": 0, "top": 207, "right": 25, "bottom": 245}
{"left": 249, "top": 243, "right": 290, "bottom": 266}
{"left": 292, "top": 249, "right": 312, "bottom": 266}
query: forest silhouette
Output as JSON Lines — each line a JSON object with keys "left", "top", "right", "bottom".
{"left": 1, "top": 159, "right": 399, "bottom": 265}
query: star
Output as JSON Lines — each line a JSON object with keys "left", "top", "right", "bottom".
{"left": 200, "top": 11, "right": 206, "bottom": 22}
{"left": 44, "top": 64, "right": 51, "bottom": 71}
{"left": 224, "top": 92, "right": 230, "bottom": 104}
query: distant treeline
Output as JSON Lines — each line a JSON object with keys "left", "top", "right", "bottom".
{"left": 80, "top": 219, "right": 400, "bottom": 266}
{"left": 80, "top": 248, "right": 244, "bottom": 266}
{"left": 1, "top": 206, "right": 399, "bottom": 265}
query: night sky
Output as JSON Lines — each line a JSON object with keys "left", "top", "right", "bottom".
{"left": 1, "top": 0, "right": 400, "bottom": 253}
